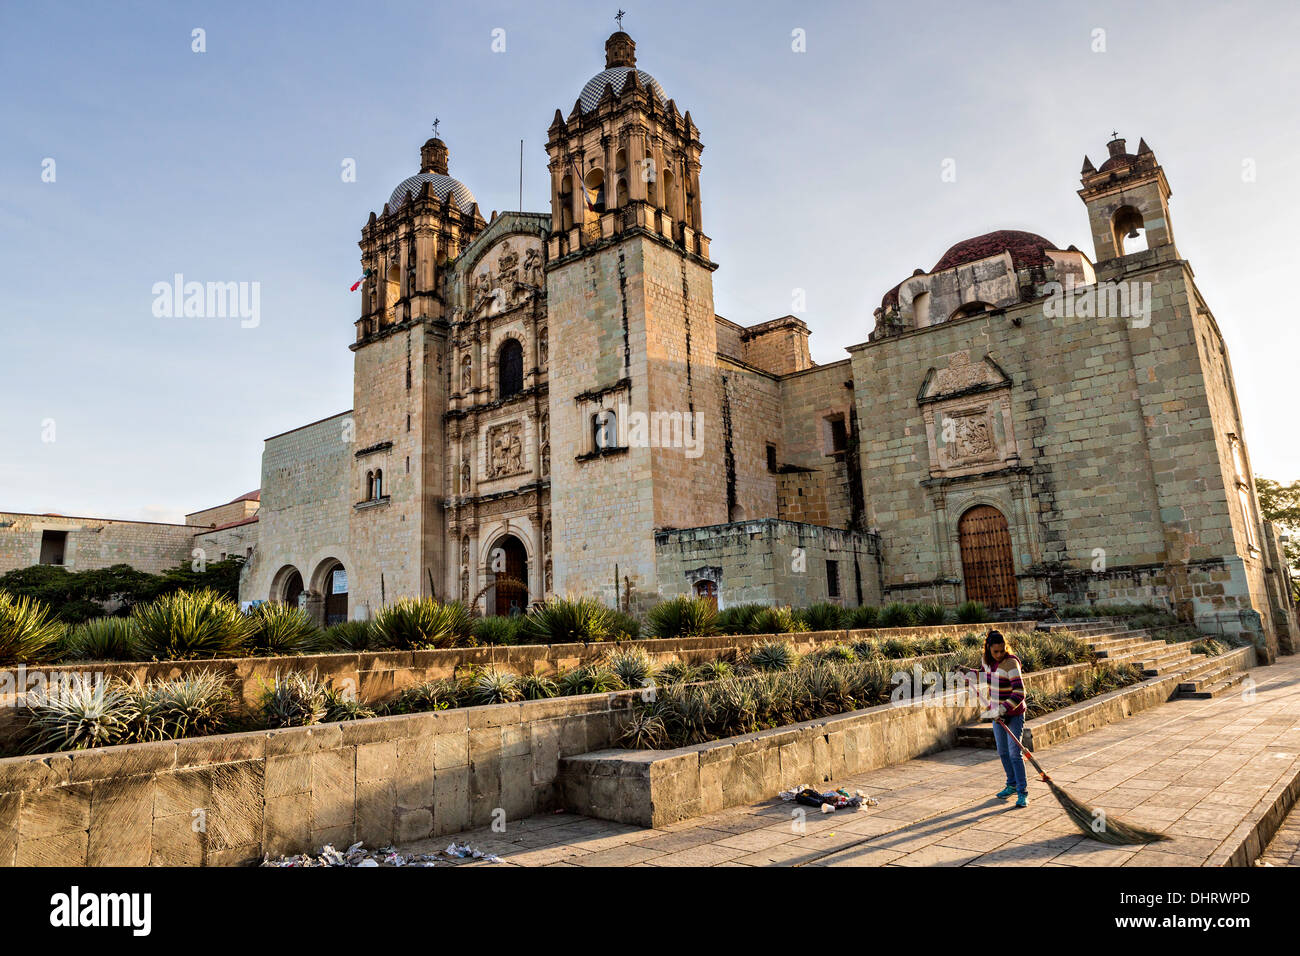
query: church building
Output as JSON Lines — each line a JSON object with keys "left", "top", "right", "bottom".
{"left": 236, "top": 30, "right": 1297, "bottom": 658}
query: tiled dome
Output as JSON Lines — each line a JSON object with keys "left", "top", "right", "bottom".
{"left": 387, "top": 173, "right": 476, "bottom": 214}
{"left": 578, "top": 66, "right": 668, "bottom": 114}
{"left": 881, "top": 230, "right": 1058, "bottom": 308}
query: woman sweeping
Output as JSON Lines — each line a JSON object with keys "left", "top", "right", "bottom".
{"left": 960, "top": 629, "right": 1028, "bottom": 808}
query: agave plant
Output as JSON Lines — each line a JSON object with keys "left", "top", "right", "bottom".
{"left": 656, "top": 660, "right": 700, "bottom": 684}
{"left": 697, "top": 658, "right": 733, "bottom": 681}
{"left": 64, "top": 617, "right": 138, "bottom": 661}
{"left": 850, "top": 638, "right": 884, "bottom": 661}
{"left": 468, "top": 668, "right": 522, "bottom": 705}
{"left": 0, "top": 590, "right": 66, "bottom": 663}
{"left": 320, "top": 620, "right": 383, "bottom": 652}
{"left": 843, "top": 605, "right": 880, "bottom": 629}
{"left": 752, "top": 606, "right": 807, "bottom": 635}
{"left": 912, "top": 602, "right": 948, "bottom": 626}
{"left": 372, "top": 599, "right": 473, "bottom": 649}
{"left": 606, "top": 646, "right": 658, "bottom": 688}
{"left": 131, "top": 589, "right": 256, "bottom": 660}
{"left": 133, "top": 670, "right": 235, "bottom": 739}
{"left": 645, "top": 596, "right": 719, "bottom": 639}
{"left": 323, "top": 682, "right": 378, "bottom": 721}
{"left": 606, "top": 611, "right": 642, "bottom": 640}
{"left": 955, "top": 601, "right": 990, "bottom": 624}
{"left": 383, "top": 679, "right": 461, "bottom": 714}
{"left": 472, "top": 615, "right": 523, "bottom": 647}
{"left": 877, "top": 602, "right": 917, "bottom": 629}
{"left": 24, "top": 676, "right": 135, "bottom": 751}
{"left": 815, "top": 643, "right": 857, "bottom": 664}
{"left": 557, "top": 664, "right": 625, "bottom": 696}
{"left": 249, "top": 602, "right": 322, "bottom": 655}
{"left": 800, "top": 603, "right": 845, "bottom": 632}
{"left": 749, "top": 639, "right": 796, "bottom": 672}
{"left": 519, "top": 597, "right": 615, "bottom": 644}
{"left": 516, "top": 673, "right": 560, "bottom": 700}
{"left": 258, "top": 671, "right": 330, "bottom": 728}
{"left": 715, "top": 603, "right": 765, "bottom": 635}
{"left": 619, "top": 709, "right": 668, "bottom": 749}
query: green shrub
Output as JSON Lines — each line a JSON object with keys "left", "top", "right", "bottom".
{"left": 606, "top": 611, "right": 642, "bottom": 640}
{"left": 843, "top": 605, "right": 880, "bottom": 629}
{"left": 749, "top": 639, "right": 797, "bottom": 672}
{"left": 23, "top": 676, "right": 135, "bottom": 751}
{"left": 464, "top": 668, "right": 521, "bottom": 706}
{"left": 130, "top": 670, "right": 235, "bottom": 740}
{"left": 752, "top": 606, "right": 807, "bottom": 634}
{"left": 0, "top": 590, "right": 66, "bottom": 663}
{"left": 372, "top": 599, "right": 473, "bottom": 649}
{"left": 557, "top": 664, "right": 624, "bottom": 696}
{"left": 319, "top": 620, "right": 382, "bottom": 651}
{"left": 258, "top": 671, "right": 330, "bottom": 728}
{"left": 656, "top": 660, "right": 700, "bottom": 684}
{"left": 384, "top": 679, "right": 460, "bottom": 714}
{"left": 64, "top": 617, "right": 138, "bottom": 661}
{"left": 516, "top": 673, "right": 560, "bottom": 700}
{"left": 519, "top": 597, "right": 615, "bottom": 644}
{"left": 645, "top": 596, "right": 719, "bottom": 639}
{"left": 800, "top": 603, "right": 846, "bottom": 632}
{"left": 606, "top": 646, "right": 657, "bottom": 688}
{"left": 955, "top": 601, "right": 989, "bottom": 624}
{"left": 716, "top": 603, "right": 765, "bottom": 635}
{"left": 249, "top": 602, "right": 321, "bottom": 654}
{"left": 698, "top": 659, "right": 733, "bottom": 681}
{"left": 473, "top": 615, "right": 523, "bottom": 646}
{"left": 131, "top": 589, "right": 256, "bottom": 660}
{"left": 877, "top": 602, "right": 916, "bottom": 629}
{"left": 619, "top": 710, "right": 668, "bottom": 749}
{"left": 912, "top": 602, "right": 947, "bottom": 626}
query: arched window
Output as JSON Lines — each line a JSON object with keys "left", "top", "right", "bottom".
{"left": 950, "top": 301, "right": 995, "bottom": 321}
{"left": 585, "top": 168, "right": 606, "bottom": 214}
{"left": 592, "top": 409, "right": 617, "bottom": 451}
{"left": 385, "top": 264, "right": 400, "bottom": 324}
{"left": 498, "top": 339, "right": 524, "bottom": 399}
{"left": 559, "top": 175, "right": 574, "bottom": 230}
{"left": 1112, "top": 205, "right": 1148, "bottom": 255}
{"left": 373, "top": 469, "right": 383, "bottom": 500}
{"left": 912, "top": 290, "right": 931, "bottom": 327}
{"left": 365, "top": 470, "right": 374, "bottom": 499}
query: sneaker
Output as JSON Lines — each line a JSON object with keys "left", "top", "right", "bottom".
{"left": 1014, "top": 793, "right": 1028, "bottom": 808}
{"left": 995, "top": 785, "right": 1017, "bottom": 799}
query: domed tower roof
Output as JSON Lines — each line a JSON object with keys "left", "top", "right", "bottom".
{"left": 577, "top": 31, "right": 668, "bottom": 113}
{"left": 930, "top": 229, "right": 1057, "bottom": 273}
{"left": 880, "top": 230, "right": 1058, "bottom": 308}
{"left": 386, "top": 136, "right": 477, "bottom": 214}
{"left": 1097, "top": 133, "right": 1139, "bottom": 172}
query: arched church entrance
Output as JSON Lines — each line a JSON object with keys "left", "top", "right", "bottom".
{"left": 315, "top": 559, "right": 349, "bottom": 625}
{"left": 958, "top": 505, "right": 1019, "bottom": 610}
{"left": 490, "top": 535, "right": 529, "bottom": 616}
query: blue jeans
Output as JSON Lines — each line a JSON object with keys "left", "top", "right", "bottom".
{"left": 992, "top": 713, "right": 1028, "bottom": 795}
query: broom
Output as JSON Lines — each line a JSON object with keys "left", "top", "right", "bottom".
{"left": 980, "top": 680, "right": 1169, "bottom": 845}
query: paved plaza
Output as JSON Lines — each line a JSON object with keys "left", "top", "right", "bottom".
{"left": 404, "top": 654, "right": 1300, "bottom": 867}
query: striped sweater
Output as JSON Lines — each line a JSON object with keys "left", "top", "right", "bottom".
{"left": 983, "top": 654, "right": 1026, "bottom": 718}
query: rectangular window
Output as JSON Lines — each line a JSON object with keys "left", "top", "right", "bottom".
{"left": 827, "top": 416, "right": 848, "bottom": 454}
{"left": 39, "top": 530, "right": 67, "bottom": 566}
{"left": 766, "top": 443, "right": 777, "bottom": 472}
{"left": 826, "top": 559, "right": 840, "bottom": 598}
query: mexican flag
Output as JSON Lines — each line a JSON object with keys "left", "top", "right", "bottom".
{"left": 350, "top": 268, "right": 374, "bottom": 292}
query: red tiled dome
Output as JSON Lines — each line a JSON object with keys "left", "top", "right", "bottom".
{"left": 1098, "top": 152, "right": 1138, "bottom": 173}
{"left": 881, "top": 230, "right": 1058, "bottom": 308}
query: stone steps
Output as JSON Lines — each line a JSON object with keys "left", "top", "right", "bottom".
{"left": 1176, "top": 662, "right": 1249, "bottom": 700}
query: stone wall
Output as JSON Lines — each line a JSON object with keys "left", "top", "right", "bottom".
{"left": 0, "top": 513, "right": 196, "bottom": 576}
{"left": 655, "top": 518, "right": 883, "bottom": 608}
{"left": 241, "top": 412, "right": 353, "bottom": 614}
{"left": 847, "top": 254, "right": 1284, "bottom": 655}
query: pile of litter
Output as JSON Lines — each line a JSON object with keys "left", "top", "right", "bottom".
{"left": 261, "top": 840, "right": 502, "bottom": 867}
{"left": 779, "top": 784, "right": 879, "bottom": 813}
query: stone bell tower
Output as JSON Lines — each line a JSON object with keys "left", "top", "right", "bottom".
{"left": 1079, "top": 134, "right": 1176, "bottom": 263}
{"left": 543, "top": 31, "right": 726, "bottom": 610}
{"left": 346, "top": 137, "right": 486, "bottom": 618}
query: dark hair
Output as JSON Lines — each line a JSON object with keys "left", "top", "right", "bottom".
{"left": 982, "top": 629, "right": 1008, "bottom": 669}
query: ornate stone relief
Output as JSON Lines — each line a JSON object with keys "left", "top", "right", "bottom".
{"left": 919, "top": 352, "right": 1017, "bottom": 478}
{"left": 487, "top": 421, "right": 525, "bottom": 479}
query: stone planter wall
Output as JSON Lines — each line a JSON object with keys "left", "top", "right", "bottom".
{"left": 0, "top": 621, "right": 1034, "bottom": 752}
{"left": 556, "top": 660, "right": 1094, "bottom": 828}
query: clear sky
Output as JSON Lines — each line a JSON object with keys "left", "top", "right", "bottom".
{"left": 2, "top": 0, "right": 1298, "bottom": 523}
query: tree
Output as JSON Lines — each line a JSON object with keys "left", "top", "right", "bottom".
{"left": 1256, "top": 476, "right": 1300, "bottom": 600}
